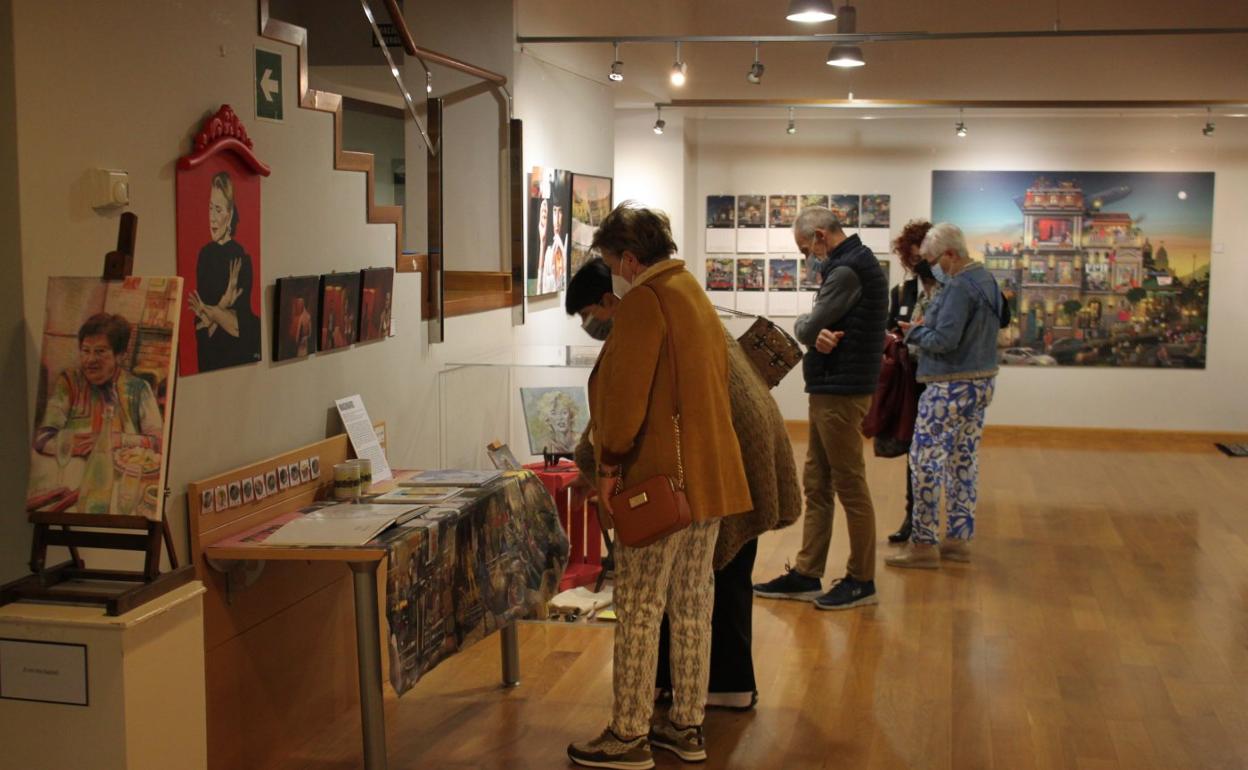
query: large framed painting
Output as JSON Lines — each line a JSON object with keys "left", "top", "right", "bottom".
{"left": 569, "top": 174, "right": 613, "bottom": 278}
{"left": 932, "top": 170, "right": 1214, "bottom": 368}
{"left": 176, "top": 105, "right": 269, "bottom": 376}
{"left": 273, "top": 275, "right": 319, "bottom": 361}
{"left": 320, "top": 271, "right": 362, "bottom": 351}
{"left": 527, "top": 167, "right": 571, "bottom": 296}
{"left": 26, "top": 276, "right": 183, "bottom": 519}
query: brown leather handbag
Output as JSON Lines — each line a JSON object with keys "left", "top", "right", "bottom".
{"left": 717, "top": 307, "right": 803, "bottom": 389}
{"left": 609, "top": 288, "right": 693, "bottom": 548}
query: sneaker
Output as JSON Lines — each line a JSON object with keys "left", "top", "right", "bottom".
{"left": 567, "top": 728, "right": 655, "bottom": 769}
{"left": 884, "top": 542, "right": 940, "bottom": 570}
{"left": 649, "top": 718, "right": 707, "bottom": 763}
{"left": 940, "top": 540, "right": 971, "bottom": 563}
{"left": 812, "top": 575, "right": 879, "bottom": 610}
{"left": 752, "top": 564, "right": 821, "bottom": 600}
{"left": 705, "top": 690, "right": 758, "bottom": 711}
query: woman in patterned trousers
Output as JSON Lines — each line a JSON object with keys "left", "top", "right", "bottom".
{"left": 888, "top": 223, "right": 1004, "bottom": 569}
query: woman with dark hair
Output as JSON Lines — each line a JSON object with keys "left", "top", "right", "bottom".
{"left": 188, "top": 171, "right": 260, "bottom": 371}
{"left": 567, "top": 203, "right": 752, "bottom": 769}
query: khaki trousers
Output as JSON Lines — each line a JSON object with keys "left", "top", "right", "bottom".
{"left": 796, "top": 393, "right": 877, "bottom": 582}
{"left": 610, "top": 520, "right": 720, "bottom": 738}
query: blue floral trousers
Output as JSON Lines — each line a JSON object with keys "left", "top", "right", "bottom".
{"left": 908, "top": 377, "right": 995, "bottom": 545}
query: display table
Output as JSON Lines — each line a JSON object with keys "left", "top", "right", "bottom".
{"left": 0, "top": 581, "right": 207, "bottom": 770}
{"left": 202, "top": 469, "right": 568, "bottom": 770}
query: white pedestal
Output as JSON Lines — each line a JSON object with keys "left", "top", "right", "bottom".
{"left": 0, "top": 581, "right": 207, "bottom": 770}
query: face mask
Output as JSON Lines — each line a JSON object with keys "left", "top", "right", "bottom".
{"left": 581, "top": 315, "right": 613, "bottom": 341}
{"left": 930, "top": 260, "right": 948, "bottom": 285}
{"left": 611, "top": 273, "right": 632, "bottom": 298}
{"left": 914, "top": 260, "right": 934, "bottom": 281}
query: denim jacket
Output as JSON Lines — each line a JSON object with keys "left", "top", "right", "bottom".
{"left": 905, "top": 263, "right": 1001, "bottom": 383}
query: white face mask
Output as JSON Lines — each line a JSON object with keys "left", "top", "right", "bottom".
{"left": 612, "top": 273, "right": 632, "bottom": 298}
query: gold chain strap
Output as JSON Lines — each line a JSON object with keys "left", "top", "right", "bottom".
{"left": 672, "top": 413, "right": 685, "bottom": 490}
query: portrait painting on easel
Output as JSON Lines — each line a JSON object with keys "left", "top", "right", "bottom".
{"left": 26, "top": 276, "right": 183, "bottom": 520}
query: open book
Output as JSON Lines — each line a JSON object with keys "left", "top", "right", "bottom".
{"left": 263, "top": 503, "right": 425, "bottom": 547}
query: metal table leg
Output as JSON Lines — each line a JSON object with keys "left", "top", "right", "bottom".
{"left": 500, "top": 620, "right": 520, "bottom": 687}
{"left": 350, "top": 561, "right": 389, "bottom": 770}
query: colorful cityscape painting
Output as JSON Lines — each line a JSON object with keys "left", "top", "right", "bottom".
{"left": 932, "top": 170, "right": 1213, "bottom": 368}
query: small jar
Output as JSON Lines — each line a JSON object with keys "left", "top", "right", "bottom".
{"left": 333, "top": 462, "right": 360, "bottom": 501}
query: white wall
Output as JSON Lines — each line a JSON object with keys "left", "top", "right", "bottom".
{"left": 5, "top": 0, "right": 615, "bottom": 577}
{"left": 612, "top": 112, "right": 1248, "bottom": 431}
{"left": 341, "top": 105, "right": 405, "bottom": 207}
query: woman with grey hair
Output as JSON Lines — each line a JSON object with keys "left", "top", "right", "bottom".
{"left": 886, "top": 223, "right": 1003, "bottom": 569}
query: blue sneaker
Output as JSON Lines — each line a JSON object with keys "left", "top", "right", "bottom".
{"left": 813, "top": 576, "right": 878, "bottom": 611}
{"left": 752, "top": 564, "right": 822, "bottom": 600}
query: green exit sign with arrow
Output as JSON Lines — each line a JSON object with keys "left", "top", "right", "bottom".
{"left": 254, "top": 47, "right": 283, "bottom": 122}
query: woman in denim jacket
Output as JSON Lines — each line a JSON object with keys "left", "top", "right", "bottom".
{"left": 887, "top": 223, "right": 1002, "bottom": 568}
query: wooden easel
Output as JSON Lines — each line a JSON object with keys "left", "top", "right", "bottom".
{"left": 0, "top": 213, "right": 195, "bottom": 616}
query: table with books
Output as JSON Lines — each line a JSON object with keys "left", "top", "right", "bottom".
{"left": 203, "top": 468, "right": 569, "bottom": 770}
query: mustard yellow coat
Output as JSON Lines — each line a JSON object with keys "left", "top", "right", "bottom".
{"left": 589, "top": 259, "right": 752, "bottom": 522}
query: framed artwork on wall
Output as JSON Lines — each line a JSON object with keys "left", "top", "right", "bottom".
{"left": 932, "top": 170, "right": 1214, "bottom": 368}
{"left": 569, "top": 174, "right": 613, "bottom": 278}
{"left": 359, "top": 267, "right": 394, "bottom": 343}
{"left": 273, "top": 275, "right": 319, "bottom": 361}
{"left": 527, "top": 167, "right": 571, "bottom": 296}
{"left": 320, "top": 271, "right": 361, "bottom": 351}
{"left": 830, "top": 194, "right": 860, "bottom": 227}
{"left": 175, "top": 105, "right": 268, "bottom": 376}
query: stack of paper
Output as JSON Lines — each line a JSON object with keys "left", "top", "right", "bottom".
{"left": 399, "top": 470, "right": 501, "bottom": 487}
{"left": 263, "top": 503, "right": 422, "bottom": 546}
{"left": 373, "top": 486, "right": 463, "bottom": 504}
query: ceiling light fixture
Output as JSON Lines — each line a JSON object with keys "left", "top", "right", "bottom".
{"left": 787, "top": 0, "right": 837, "bottom": 23}
{"left": 826, "top": 4, "right": 865, "bottom": 67}
{"left": 786, "top": 107, "right": 797, "bottom": 135}
{"left": 956, "top": 108, "right": 968, "bottom": 137}
{"left": 425, "top": 69, "right": 433, "bottom": 94}
{"left": 747, "top": 42, "right": 765, "bottom": 84}
{"left": 654, "top": 105, "right": 666, "bottom": 135}
{"left": 670, "top": 41, "right": 687, "bottom": 86}
{"left": 608, "top": 42, "right": 623, "bottom": 82}
{"left": 1202, "top": 108, "right": 1215, "bottom": 137}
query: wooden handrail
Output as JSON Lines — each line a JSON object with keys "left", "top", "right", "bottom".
{"left": 382, "top": 0, "right": 508, "bottom": 87}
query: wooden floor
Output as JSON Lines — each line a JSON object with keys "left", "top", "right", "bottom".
{"left": 271, "top": 438, "right": 1248, "bottom": 770}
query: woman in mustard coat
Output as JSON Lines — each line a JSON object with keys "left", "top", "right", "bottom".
{"left": 568, "top": 203, "right": 752, "bottom": 770}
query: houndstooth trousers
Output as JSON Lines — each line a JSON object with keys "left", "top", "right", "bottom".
{"left": 610, "top": 520, "right": 720, "bottom": 738}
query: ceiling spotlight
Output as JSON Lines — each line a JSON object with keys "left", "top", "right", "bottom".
{"left": 1202, "top": 108, "right": 1215, "bottom": 137}
{"left": 956, "top": 121, "right": 968, "bottom": 138}
{"left": 747, "top": 43, "right": 765, "bottom": 84}
{"left": 670, "top": 41, "right": 687, "bottom": 86}
{"left": 826, "top": 44, "right": 865, "bottom": 67}
{"left": 653, "top": 106, "right": 666, "bottom": 135}
{"left": 786, "top": 107, "right": 797, "bottom": 135}
{"left": 608, "top": 42, "right": 623, "bottom": 82}
{"left": 787, "top": 0, "right": 837, "bottom": 23}
{"left": 425, "top": 70, "right": 432, "bottom": 94}
{"left": 825, "top": 4, "right": 865, "bottom": 67}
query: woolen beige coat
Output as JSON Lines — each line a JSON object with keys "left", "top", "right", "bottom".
{"left": 588, "top": 259, "right": 752, "bottom": 522}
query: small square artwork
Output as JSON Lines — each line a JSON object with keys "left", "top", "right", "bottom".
{"left": 830, "top": 195, "right": 860, "bottom": 227}
{"left": 228, "top": 480, "right": 242, "bottom": 508}
{"left": 736, "top": 195, "right": 766, "bottom": 228}
{"left": 287, "top": 462, "right": 301, "bottom": 485}
{"left": 200, "top": 488, "right": 215, "bottom": 514}
{"left": 214, "top": 485, "right": 228, "bottom": 511}
{"left": 706, "top": 195, "right": 735, "bottom": 228}
{"left": 277, "top": 465, "right": 290, "bottom": 490}
{"left": 801, "top": 194, "right": 829, "bottom": 211}
{"left": 486, "top": 443, "right": 523, "bottom": 471}
{"left": 299, "top": 459, "right": 311, "bottom": 483}
{"left": 769, "top": 195, "right": 797, "bottom": 229}
{"left": 274, "top": 275, "right": 319, "bottom": 361}
{"left": 358, "top": 267, "right": 394, "bottom": 343}
{"left": 736, "top": 259, "right": 766, "bottom": 292}
{"left": 519, "top": 386, "right": 591, "bottom": 455}
{"left": 706, "top": 258, "right": 735, "bottom": 291}
{"left": 770, "top": 259, "right": 798, "bottom": 291}
{"left": 320, "top": 272, "right": 362, "bottom": 351}
{"left": 242, "top": 477, "right": 255, "bottom": 504}
{"left": 265, "top": 470, "right": 278, "bottom": 496}
{"left": 310, "top": 457, "right": 321, "bottom": 479}
{"left": 252, "top": 474, "right": 266, "bottom": 500}
{"left": 861, "top": 194, "right": 891, "bottom": 228}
